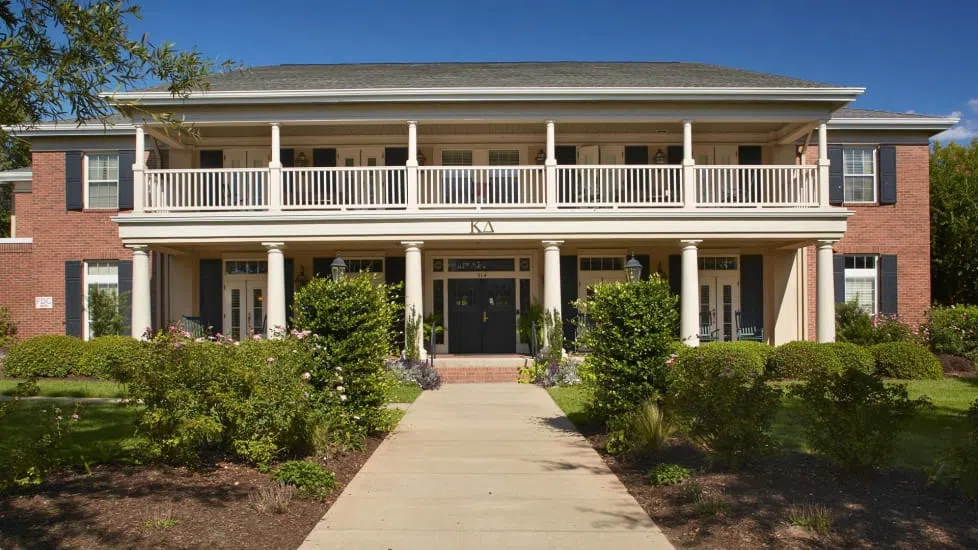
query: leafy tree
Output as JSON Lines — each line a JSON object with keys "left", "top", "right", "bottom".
{"left": 87, "top": 287, "right": 125, "bottom": 337}
{"left": 931, "top": 140, "right": 978, "bottom": 305}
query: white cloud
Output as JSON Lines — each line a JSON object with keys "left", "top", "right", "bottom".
{"left": 905, "top": 109, "right": 916, "bottom": 114}
{"left": 934, "top": 118, "right": 978, "bottom": 142}
{"left": 969, "top": 99, "right": 978, "bottom": 113}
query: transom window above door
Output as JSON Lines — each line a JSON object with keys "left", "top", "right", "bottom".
{"left": 225, "top": 260, "right": 268, "bottom": 275}
{"left": 698, "top": 257, "right": 738, "bottom": 270}
{"left": 346, "top": 258, "right": 384, "bottom": 273}
{"left": 580, "top": 257, "right": 624, "bottom": 271}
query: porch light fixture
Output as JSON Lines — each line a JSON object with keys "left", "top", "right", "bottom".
{"left": 330, "top": 255, "right": 347, "bottom": 282}
{"left": 653, "top": 149, "right": 667, "bottom": 164}
{"left": 417, "top": 149, "right": 426, "bottom": 166}
{"left": 625, "top": 254, "right": 643, "bottom": 282}
{"left": 295, "top": 265, "right": 309, "bottom": 289}
{"left": 295, "top": 151, "right": 308, "bottom": 167}
{"left": 535, "top": 149, "right": 546, "bottom": 164}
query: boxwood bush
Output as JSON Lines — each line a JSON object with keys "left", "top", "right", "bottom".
{"left": 872, "top": 342, "right": 943, "bottom": 379}
{"left": 825, "top": 342, "right": 875, "bottom": 374}
{"left": 2, "top": 335, "right": 86, "bottom": 377}
{"left": 767, "top": 341, "right": 843, "bottom": 379}
{"left": 77, "top": 335, "right": 148, "bottom": 379}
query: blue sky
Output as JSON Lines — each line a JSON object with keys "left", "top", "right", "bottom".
{"left": 132, "top": 0, "right": 976, "bottom": 141}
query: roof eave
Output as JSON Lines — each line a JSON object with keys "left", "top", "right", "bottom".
{"left": 4, "top": 123, "right": 137, "bottom": 137}
{"left": 827, "top": 117, "right": 959, "bottom": 132}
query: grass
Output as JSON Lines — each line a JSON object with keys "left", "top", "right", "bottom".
{"left": 549, "top": 378, "right": 978, "bottom": 473}
{"left": 390, "top": 382, "right": 423, "bottom": 403}
{"left": 0, "top": 400, "right": 144, "bottom": 466}
{"left": 786, "top": 502, "right": 833, "bottom": 535}
{"left": 0, "top": 378, "right": 126, "bottom": 398}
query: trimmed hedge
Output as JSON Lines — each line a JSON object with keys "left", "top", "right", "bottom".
{"left": 77, "top": 336, "right": 147, "bottom": 379}
{"left": 872, "top": 342, "right": 943, "bottom": 380}
{"left": 825, "top": 342, "right": 875, "bottom": 374}
{"left": 692, "top": 341, "right": 771, "bottom": 375}
{"left": 767, "top": 341, "right": 843, "bottom": 379}
{"left": 2, "top": 335, "right": 86, "bottom": 377}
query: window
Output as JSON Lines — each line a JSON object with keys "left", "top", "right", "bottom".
{"left": 580, "top": 257, "right": 624, "bottom": 271}
{"left": 843, "top": 147, "right": 876, "bottom": 203}
{"left": 86, "top": 154, "right": 119, "bottom": 209}
{"left": 488, "top": 150, "right": 520, "bottom": 166}
{"left": 441, "top": 150, "right": 473, "bottom": 166}
{"left": 347, "top": 258, "right": 384, "bottom": 273}
{"left": 698, "top": 257, "right": 738, "bottom": 270}
{"left": 85, "top": 260, "right": 119, "bottom": 339}
{"left": 844, "top": 255, "right": 878, "bottom": 314}
{"left": 225, "top": 260, "right": 267, "bottom": 274}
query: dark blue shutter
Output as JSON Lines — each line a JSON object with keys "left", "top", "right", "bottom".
{"left": 555, "top": 146, "right": 576, "bottom": 165}
{"left": 880, "top": 255, "right": 898, "bottom": 316}
{"left": 284, "top": 258, "right": 295, "bottom": 328}
{"left": 385, "top": 147, "right": 409, "bottom": 166}
{"left": 118, "top": 259, "right": 133, "bottom": 336}
{"left": 559, "top": 255, "right": 578, "bottom": 347}
{"left": 879, "top": 145, "right": 897, "bottom": 205}
{"left": 828, "top": 146, "right": 844, "bottom": 205}
{"left": 740, "top": 255, "right": 763, "bottom": 329}
{"left": 636, "top": 254, "right": 651, "bottom": 281}
{"left": 312, "top": 257, "right": 331, "bottom": 279}
{"left": 738, "top": 146, "right": 763, "bottom": 165}
{"left": 312, "top": 148, "right": 337, "bottom": 167}
{"left": 280, "top": 148, "right": 295, "bottom": 168}
{"left": 65, "top": 261, "right": 82, "bottom": 336}
{"left": 668, "top": 255, "right": 682, "bottom": 297}
{"left": 833, "top": 254, "right": 845, "bottom": 304}
{"left": 199, "top": 150, "right": 223, "bottom": 168}
{"left": 118, "top": 150, "right": 135, "bottom": 210}
{"left": 199, "top": 259, "right": 223, "bottom": 334}
{"left": 624, "top": 146, "right": 649, "bottom": 164}
{"left": 666, "top": 146, "right": 684, "bottom": 164}
{"left": 65, "top": 151, "right": 83, "bottom": 211}
{"left": 385, "top": 257, "right": 406, "bottom": 350}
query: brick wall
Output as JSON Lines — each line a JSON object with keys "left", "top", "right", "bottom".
{"left": 0, "top": 152, "right": 130, "bottom": 339}
{"left": 805, "top": 144, "right": 931, "bottom": 338}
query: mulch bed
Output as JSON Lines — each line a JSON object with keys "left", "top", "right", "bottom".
{"left": 0, "top": 436, "right": 383, "bottom": 550}
{"left": 585, "top": 433, "right": 978, "bottom": 549}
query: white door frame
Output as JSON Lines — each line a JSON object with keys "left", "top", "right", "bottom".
{"left": 224, "top": 275, "right": 267, "bottom": 340}
{"left": 699, "top": 270, "right": 740, "bottom": 341}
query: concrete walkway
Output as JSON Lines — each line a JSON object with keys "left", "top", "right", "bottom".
{"left": 300, "top": 384, "right": 674, "bottom": 549}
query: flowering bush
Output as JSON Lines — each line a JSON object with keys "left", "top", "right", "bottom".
{"left": 837, "top": 301, "right": 916, "bottom": 345}
{"left": 920, "top": 305, "right": 978, "bottom": 360}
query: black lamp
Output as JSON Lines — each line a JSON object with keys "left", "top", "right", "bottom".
{"left": 417, "top": 149, "right": 426, "bottom": 166}
{"left": 625, "top": 254, "right": 643, "bottom": 282}
{"left": 535, "top": 149, "right": 546, "bottom": 164}
{"left": 296, "top": 151, "right": 308, "bottom": 167}
{"left": 295, "top": 265, "right": 309, "bottom": 289}
{"left": 331, "top": 255, "right": 347, "bottom": 282}
{"left": 653, "top": 149, "right": 666, "bottom": 164}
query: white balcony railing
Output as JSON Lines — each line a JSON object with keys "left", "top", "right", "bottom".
{"left": 281, "top": 167, "right": 406, "bottom": 210}
{"left": 144, "top": 168, "right": 268, "bottom": 212}
{"left": 138, "top": 164, "right": 825, "bottom": 213}
{"left": 695, "top": 165, "right": 819, "bottom": 207}
{"left": 418, "top": 166, "right": 545, "bottom": 209}
{"left": 556, "top": 165, "right": 683, "bottom": 208}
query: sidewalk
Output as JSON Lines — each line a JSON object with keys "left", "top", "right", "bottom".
{"left": 300, "top": 383, "right": 674, "bottom": 549}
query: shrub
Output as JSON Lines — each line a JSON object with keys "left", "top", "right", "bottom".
{"left": 87, "top": 287, "right": 127, "bottom": 337}
{"left": 0, "top": 306, "right": 16, "bottom": 350}
{"left": 921, "top": 305, "right": 978, "bottom": 357}
{"left": 272, "top": 460, "right": 336, "bottom": 500}
{"left": 2, "top": 335, "right": 85, "bottom": 377}
{"left": 575, "top": 277, "right": 678, "bottom": 421}
{"left": 389, "top": 359, "right": 442, "bottom": 390}
{"left": 648, "top": 463, "right": 691, "bottom": 486}
{"left": 937, "top": 353, "right": 976, "bottom": 376}
{"left": 668, "top": 342, "right": 782, "bottom": 470}
{"left": 0, "top": 403, "right": 80, "bottom": 491}
{"left": 871, "top": 342, "right": 943, "bottom": 379}
{"left": 791, "top": 368, "right": 925, "bottom": 471}
{"left": 836, "top": 301, "right": 875, "bottom": 345}
{"left": 77, "top": 335, "right": 147, "bottom": 379}
{"left": 767, "top": 341, "right": 843, "bottom": 379}
{"left": 294, "top": 274, "right": 399, "bottom": 434}
{"left": 607, "top": 400, "right": 676, "bottom": 457}
{"left": 825, "top": 342, "right": 875, "bottom": 374}
{"left": 872, "top": 317, "right": 916, "bottom": 344}
{"left": 517, "top": 301, "right": 544, "bottom": 355}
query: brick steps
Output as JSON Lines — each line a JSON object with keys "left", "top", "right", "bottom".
{"left": 435, "top": 366, "right": 521, "bottom": 383}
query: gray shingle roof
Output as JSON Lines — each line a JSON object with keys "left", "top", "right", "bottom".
{"left": 833, "top": 108, "right": 947, "bottom": 120}
{"left": 141, "top": 62, "right": 837, "bottom": 92}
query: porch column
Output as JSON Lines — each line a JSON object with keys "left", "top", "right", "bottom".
{"left": 403, "top": 241, "right": 426, "bottom": 359}
{"left": 129, "top": 245, "right": 152, "bottom": 339}
{"left": 133, "top": 125, "right": 145, "bottom": 213}
{"left": 680, "top": 239, "right": 702, "bottom": 346}
{"left": 681, "top": 120, "right": 696, "bottom": 210}
{"left": 818, "top": 122, "right": 830, "bottom": 207}
{"left": 268, "top": 123, "right": 282, "bottom": 212}
{"left": 406, "top": 121, "right": 419, "bottom": 211}
{"left": 544, "top": 120, "right": 557, "bottom": 211}
{"left": 263, "top": 242, "right": 287, "bottom": 337}
{"left": 542, "top": 240, "right": 563, "bottom": 341}
{"left": 816, "top": 239, "right": 836, "bottom": 342}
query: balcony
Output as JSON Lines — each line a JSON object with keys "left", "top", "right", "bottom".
{"left": 139, "top": 164, "right": 822, "bottom": 214}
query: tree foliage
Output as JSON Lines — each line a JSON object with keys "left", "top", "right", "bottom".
{"left": 931, "top": 140, "right": 978, "bottom": 305}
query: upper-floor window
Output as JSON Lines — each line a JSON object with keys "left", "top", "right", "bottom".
{"left": 86, "top": 153, "right": 119, "bottom": 209}
{"left": 843, "top": 147, "right": 876, "bottom": 204}
{"left": 441, "top": 150, "right": 473, "bottom": 166}
{"left": 488, "top": 150, "right": 520, "bottom": 166}
{"left": 844, "top": 255, "right": 878, "bottom": 314}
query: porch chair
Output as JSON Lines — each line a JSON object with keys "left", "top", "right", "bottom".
{"left": 699, "top": 311, "right": 719, "bottom": 343}
{"left": 735, "top": 311, "right": 764, "bottom": 342}
{"left": 181, "top": 315, "right": 206, "bottom": 338}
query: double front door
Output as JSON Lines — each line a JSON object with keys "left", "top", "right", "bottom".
{"left": 447, "top": 278, "right": 516, "bottom": 354}
{"left": 224, "top": 278, "right": 266, "bottom": 340}
{"left": 699, "top": 274, "right": 739, "bottom": 342}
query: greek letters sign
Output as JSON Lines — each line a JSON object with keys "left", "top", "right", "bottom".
{"left": 470, "top": 221, "right": 495, "bottom": 234}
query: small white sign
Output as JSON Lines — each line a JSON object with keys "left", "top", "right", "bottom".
{"left": 35, "top": 296, "right": 53, "bottom": 309}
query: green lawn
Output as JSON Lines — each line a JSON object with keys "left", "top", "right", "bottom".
{"left": 390, "top": 382, "right": 423, "bottom": 403}
{"left": 0, "top": 378, "right": 127, "bottom": 398}
{"left": 550, "top": 378, "right": 978, "bottom": 472}
{"left": 0, "top": 401, "right": 144, "bottom": 466}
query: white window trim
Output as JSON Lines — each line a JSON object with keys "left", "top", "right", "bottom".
{"left": 844, "top": 264, "right": 879, "bottom": 315}
{"left": 83, "top": 260, "right": 119, "bottom": 340}
{"left": 842, "top": 146, "right": 877, "bottom": 205}
{"left": 83, "top": 152, "right": 120, "bottom": 210}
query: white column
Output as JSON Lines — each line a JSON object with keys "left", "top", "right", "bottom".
{"left": 816, "top": 240, "right": 836, "bottom": 343}
{"left": 542, "top": 240, "right": 563, "bottom": 325}
{"left": 681, "top": 120, "right": 696, "bottom": 210}
{"left": 263, "top": 242, "right": 286, "bottom": 337}
{"left": 680, "top": 240, "right": 702, "bottom": 346}
{"left": 818, "top": 122, "right": 830, "bottom": 207}
{"left": 544, "top": 120, "right": 557, "bottom": 211}
{"left": 403, "top": 241, "right": 425, "bottom": 359}
{"left": 406, "top": 121, "right": 419, "bottom": 211}
{"left": 268, "top": 123, "right": 282, "bottom": 212}
{"left": 129, "top": 245, "right": 152, "bottom": 339}
{"left": 133, "top": 125, "right": 145, "bottom": 213}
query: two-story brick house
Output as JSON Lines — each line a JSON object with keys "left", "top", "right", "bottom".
{"left": 0, "top": 62, "right": 956, "bottom": 357}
